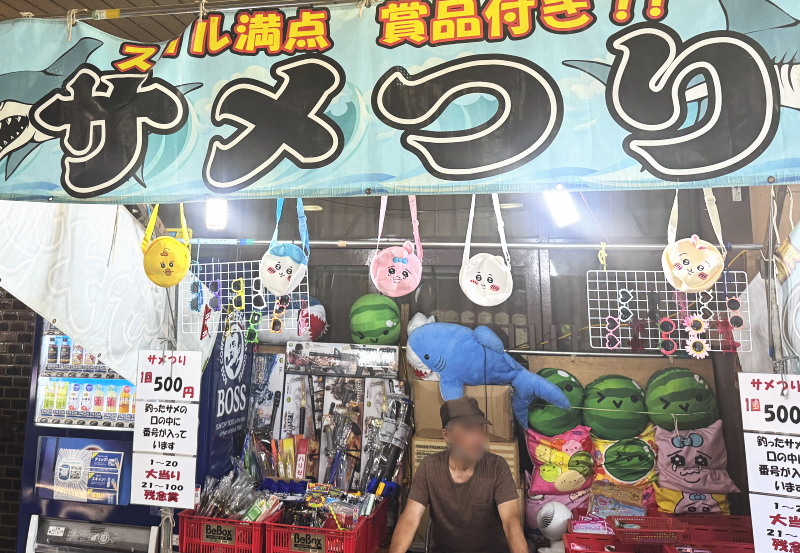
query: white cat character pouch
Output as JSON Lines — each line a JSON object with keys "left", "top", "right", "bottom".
{"left": 661, "top": 189, "right": 725, "bottom": 293}
{"left": 259, "top": 198, "right": 310, "bottom": 297}
{"left": 459, "top": 194, "right": 513, "bottom": 306}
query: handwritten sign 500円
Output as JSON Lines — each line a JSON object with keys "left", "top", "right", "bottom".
{"left": 136, "top": 350, "right": 201, "bottom": 402}
{"left": 739, "top": 373, "right": 800, "bottom": 434}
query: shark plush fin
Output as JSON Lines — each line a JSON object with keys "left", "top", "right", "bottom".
{"left": 44, "top": 37, "right": 103, "bottom": 77}
{"left": 563, "top": 60, "right": 611, "bottom": 85}
{"left": 5, "top": 142, "right": 38, "bottom": 179}
{"left": 720, "top": 0, "right": 797, "bottom": 35}
{"left": 473, "top": 326, "right": 505, "bottom": 354}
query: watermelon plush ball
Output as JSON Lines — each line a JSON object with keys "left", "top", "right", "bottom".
{"left": 349, "top": 294, "right": 401, "bottom": 345}
{"left": 645, "top": 367, "right": 718, "bottom": 430}
{"left": 528, "top": 368, "right": 584, "bottom": 436}
{"left": 582, "top": 375, "right": 648, "bottom": 441}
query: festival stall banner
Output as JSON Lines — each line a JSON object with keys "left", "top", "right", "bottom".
{"left": 0, "top": 0, "right": 799, "bottom": 203}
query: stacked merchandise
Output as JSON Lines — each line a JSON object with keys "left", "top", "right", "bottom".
{"left": 644, "top": 368, "right": 739, "bottom": 515}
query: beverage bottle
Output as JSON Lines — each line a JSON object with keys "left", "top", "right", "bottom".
{"left": 60, "top": 337, "right": 71, "bottom": 364}
{"left": 105, "top": 385, "right": 117, "bottom": 412}
{"left": 93, "top": 384, "right": 104, "bottom": 412}
{"left": 80, "top": 384, "right": 93, "bottom": 411}
{"left": 47, "top": 338, "right": 58, "bottom": 364}
{"left": 42, "top": 380, "right": 56, "bottom": 409}
{"left": 67, "top": 383, "right": 81, "bottom": 411}
{"left": 55, "top": 382, "right": 68, "bottom": 409}
{"left": 131, "top": 391, "right": 136, "bottom": 414}
{"left": 72, "top": 344, "right": 84, "bottom": 365}
{"left": 118, "top": 386, "right": 131, "bottom": 414}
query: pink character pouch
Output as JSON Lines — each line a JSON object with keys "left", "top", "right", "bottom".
{"left": 370, "top": 196, "right": 423, "bottom": 297}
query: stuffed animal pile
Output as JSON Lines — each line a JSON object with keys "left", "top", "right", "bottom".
{"left": 525, "top": 366, "right": 737, "bottom": 531}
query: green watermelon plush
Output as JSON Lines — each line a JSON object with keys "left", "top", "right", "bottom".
{"left": 603, "top": 438, "right": 655, "bottom": 483}
{"left": 646, "top": 367, "right": 718, "bottom": 430}
{"left": 350, "top": 294, "right": 401, "bottom": 345}
{"left": 568, "top": 450, "right": 594, "bottom": 478}
{"left": 528, "top": 368, "right": 584, "bottom": 436}
{"left": 582, "top": 375, "right": 648, "bottom": 440}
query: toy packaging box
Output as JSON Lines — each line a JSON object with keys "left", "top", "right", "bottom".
{"left": 285, "top": 342, "right": 399, "bottom": 377}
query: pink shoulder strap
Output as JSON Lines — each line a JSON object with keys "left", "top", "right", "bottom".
{"left": 375, "top": 196, "right": 423, "bottom": 260}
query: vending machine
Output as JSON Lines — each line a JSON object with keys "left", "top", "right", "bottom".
{"left": 17, "top": 319, "right": 161, "bottom": 553}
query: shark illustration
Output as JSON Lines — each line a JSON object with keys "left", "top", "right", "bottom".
{"left": 564, "top": 0, "right": 800, "bottom": 112}
{"left": 0, "top": 37, "right": 103, "bottom": 178}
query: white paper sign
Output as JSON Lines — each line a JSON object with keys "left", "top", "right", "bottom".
{"left": 136, "top": 350, "right": 202, "bottom": 402}
{"left": 133, "top": 401, "right": 199, "bottom": 456}
{"left": 745, "top": 432, "right": 800, "bottom": 498}
{"left": 750, "top": 493, "right": 800, "bottom": 553}
{"left": 130, "top": 453, "right": 196, "bottom": 509}
{"left": 739, "top": 372, "right": 800, "bottom": 435}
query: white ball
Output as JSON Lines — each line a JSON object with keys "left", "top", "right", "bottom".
{"left": 536, "top": 501, "right": 573, "bottom": 541}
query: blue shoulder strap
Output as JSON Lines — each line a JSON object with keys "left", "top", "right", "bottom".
{"left": 269, "top": 198, "right": 285, "bottom": 250}
{"left": 296, "top": 198, "right": 310, "bottom": 258}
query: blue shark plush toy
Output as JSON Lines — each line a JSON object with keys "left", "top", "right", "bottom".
{"left": 407, "top": 322, "right": 571, "bottom": 426}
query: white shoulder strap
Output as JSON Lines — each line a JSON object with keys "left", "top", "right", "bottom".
{"left": 667, "top": 189, "right": 726, "bottom": 257}
{"left": 491, "top": 193, "right": 511, "bottom": 268}
{"left": 667, "top": 190, "right": 679, "bottom": 245}
{"left": 462, "top": 194, "right": 476, "bottom": 266}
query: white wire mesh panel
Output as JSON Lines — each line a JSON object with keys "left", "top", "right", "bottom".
{"left": 587, "top": 270, "right": 751, "bottom": 353}
{"left": 179, "top": 261, "right": 309, "bottom": 335}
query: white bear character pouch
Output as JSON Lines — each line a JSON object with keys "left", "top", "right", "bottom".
{"left": 661, "top": 189, "right": 725, "bottom": 293}
{"left": 459, "top": 194, "right": 513, "bottom": 306}
{"left": 259, "top": 198, "right": 310, "bottom": 296}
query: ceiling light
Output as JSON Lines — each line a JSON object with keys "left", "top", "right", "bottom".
{"left": 206, "top": 199, "right": 228, "bottom": 230}
{"left": 499, "top": 202, "right": 523, "bottom": 210}
{"left": 303, "top": 204, "right": 323, "bottom": 212}
{"left": 543, "top": 184, "right": 580, "bottom": 228}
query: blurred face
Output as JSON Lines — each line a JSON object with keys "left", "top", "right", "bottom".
{"left": 443, "top": 421, "right": 488, "bottom": 464}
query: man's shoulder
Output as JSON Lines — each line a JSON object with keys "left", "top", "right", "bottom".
{"left": 419, "top": 449, "right": 449, "bottom": 469}
{"left": 481, "top": 451, "right": 511, "bottom": 471}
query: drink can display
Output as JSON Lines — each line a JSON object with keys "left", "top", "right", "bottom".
{"left": 105, "top": 385, "right": 117, "bottom": 412}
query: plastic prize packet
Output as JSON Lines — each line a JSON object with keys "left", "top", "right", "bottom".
{"left": 587, "top": 481, "right": 647, "bottom": 518}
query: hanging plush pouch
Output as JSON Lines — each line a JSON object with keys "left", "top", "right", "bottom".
{"left": 142, "top": 204, "right": 191, "bottom": 288}
{"left": 260, "top": 198, "right": 310, "bottom": 297}
{"left": 459, "top": 194, "right": 513, "bottom": 306}
{"left": 661, "top": 189, "right": 726, "bottom": 293}
{"left": 370, "top": 196, "right": 423, "bottom": 297}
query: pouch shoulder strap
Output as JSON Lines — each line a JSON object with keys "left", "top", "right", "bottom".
{"left": 491, "top": 193, "right": 511, "bottom": 267}
{"left": 376, "top": 196, "right": 388, "bottom": 252}
{"left": 296, "top": 198, "right": 309, "bottom": 258}
{"left": 141, "top": 204, "right": 160, "bottom": 253}
{"left": 703, "top": 188, "right": 726, "bottom": 257}
{"left": 667, "top": 190, "right": 679, "bottom": 245}
{"left": 463, "top": 195, "right": 477, "bottom": 266}
{"left": 408, "top": 195, "right": 423, "bottom": 261}
{"left": 178, "top": 203, "right": 189, "bottom": 250}
{"left": 269, "top": 199, "right": 285, "bottom": 250}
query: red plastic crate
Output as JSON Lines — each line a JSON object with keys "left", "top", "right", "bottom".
{"left": 265, "top": 510, "right": 371, "bottom": 553}
{"left": 609, "top": 517, "right": 687, "bottom": 544}
{"left": 564, "top": 533, "right": 664, "bottom": 553}
{"left": 674, "top": 515, "right": 752, "bottom": 530}
{"left": 363, "top": 498, "right": 389, "bottom": 552}
{"left": 664, "top": 543, "right": 754, "bottom": 553}
{"left": 681, "top": 527, "right": 754, "bottom": 544}
{"left": 178, "top": 510, "right": 265, "bottom": 553}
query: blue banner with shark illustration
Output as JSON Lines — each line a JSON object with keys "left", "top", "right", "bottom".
{"left": 1, "top": 0, "right": 799, "bottom": 202}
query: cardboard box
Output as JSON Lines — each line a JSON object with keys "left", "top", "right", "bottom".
{"left": 410, "top": 437, "right": 520, "bottom": 487}
{"left": 413, "top": 379, "right": 514, "bottom": 442}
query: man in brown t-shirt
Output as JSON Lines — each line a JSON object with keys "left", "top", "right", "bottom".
{"left": 389, "top": 397, "right": 526, "bottom": 553}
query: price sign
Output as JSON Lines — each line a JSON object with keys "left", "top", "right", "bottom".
{"left": 751, "top": 493, "right": 800, "bottom": 553}
{"left": 739, "top": 372, "right": 800, "bottom": 435}
{"left": 133, "top": 401, "right": 199, "bottom": 456}
{"left": 136, "top": 350, "right": 202, "bottom": 402}
{"left": 745, "top": 432, "right": 800, "bottom": 498}
{"left": 130, "top": 452, "right": 196, "bottom": 509}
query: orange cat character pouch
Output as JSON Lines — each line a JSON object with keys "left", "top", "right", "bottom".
{"left": 661, "top": 190, "right": 725, "bottom": 293}
{"left": 142, "top": 204, "right": 191, "bottom": 288}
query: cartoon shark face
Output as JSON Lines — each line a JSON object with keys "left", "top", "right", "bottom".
{"left": 0, "top": 101, "right": 50, "bottom": 160}
{"left": 407, "top": 323, "right": 474, "bottom": 374}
